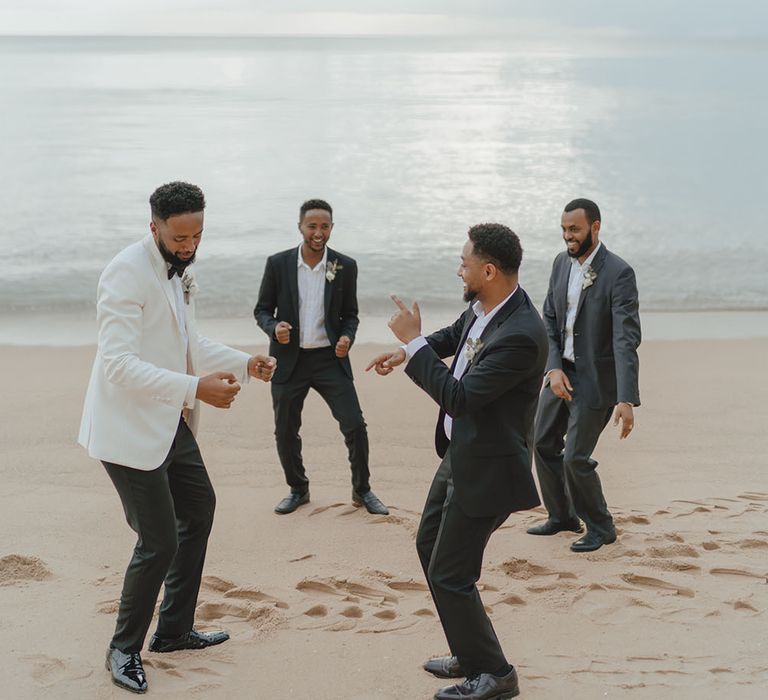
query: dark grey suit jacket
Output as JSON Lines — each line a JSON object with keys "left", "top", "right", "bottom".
{"left": 542, "top": 245, "right": 641, "bottom": 409}
{"left": 254, "top": 246, "right": 359, "bottom": 384}
{"left": 405, "top": 288, "right": 548, "bottom": 517}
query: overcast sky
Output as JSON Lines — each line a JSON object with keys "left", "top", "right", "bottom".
{"left": 0, "top": 0, "right": 765, "bottom": 37}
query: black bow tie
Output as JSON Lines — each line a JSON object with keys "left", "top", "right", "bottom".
{"left": 168, "top": 264, "right": 184, "bottom": 280}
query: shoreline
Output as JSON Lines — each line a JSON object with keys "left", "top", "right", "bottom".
{"left": 1, "top": 309, "right": 767, "bottom": 347}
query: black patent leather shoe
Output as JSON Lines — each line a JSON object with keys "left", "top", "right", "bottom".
{"left": 148, "top": 629, "right": 230, "bottom": 653}
{"left": 434, "top": 668, "right": 520, "bottom": 699}
{"left": 526, "top": 518, "right": 583, "bottom": 536}
{"left": 352, "top": 489, "right": 390, "bottom": 515}
{"left": 570, "top": 530, "right": 617, "bottom": 552}
{"left": 105, "top": 647, "right": 147, "bottom": 694}
{"left": 274, "top": 491, "right": 310, "bottom": 514}
{"left": 424, "top": 655, "right": 465, "bottom": 679}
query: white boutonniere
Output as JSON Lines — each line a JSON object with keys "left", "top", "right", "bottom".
{"left": 181, "top": 270, "right": 198, "bottom": 305}
{"left": 325, "top": 259, "right": 343, "bottom": 283}
{"left": 464, "top": 337, "right": 484, "bottom": 363}
{"left": 582, "top": 264, "right": 597, "bottom": 290}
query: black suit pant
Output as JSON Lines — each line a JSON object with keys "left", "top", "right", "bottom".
{"left": 416, "top": 454, "right": 509, "bottom": 675}
{"left": 271, "top": 346, "right": 370, "bottom": 495}
{"left": 533, "top": 363, "right": 615, "bottom": 537}
{"left": 102, "top": 417, "right": 215, "bottom": 653}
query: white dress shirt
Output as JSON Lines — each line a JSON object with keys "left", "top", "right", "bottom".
{"left": 563, "top": 242, "right": 601, "bottom": 362}
{"left": 168, "top": 268, "right": 199, "bottom": 408}
{"left": 406, "top": 286, "right": 518, "bottom": 440}
{"left": 297, "top": 245, "right": 331, "bottom": 349}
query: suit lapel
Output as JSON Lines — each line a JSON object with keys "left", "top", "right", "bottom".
{"left": 323, "top": 248, "right": 335, "bottom": 319}
{"left": 450, "top": 308, "right": 478, "bottom": 373}
{"left": 142, "top": 235, "right": 183, "bottom": 332}
{"left": 555, "top": 254, "right": 569, "bottom": 331}
{"left": 288, "top": 247, "right": 300, "bottom": 322}
{"left": 458, "top": 290, "right": 525, "bottom": 377}
{"left": 575, "top": 244, "right": 608, "bottom": 322}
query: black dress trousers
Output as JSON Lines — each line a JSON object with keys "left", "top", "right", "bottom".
{"left": 416, "top": 454, "right": 510, "bottom": 675}
{"left": 270, "top": 346, "right": 370, "bottom": 495}
{"left": 102, "top": 416, "right": 215, "bottom": 653}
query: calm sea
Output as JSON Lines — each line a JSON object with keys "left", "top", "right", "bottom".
{"left": 0, "top": 36, "right": 766, "bottom": 343}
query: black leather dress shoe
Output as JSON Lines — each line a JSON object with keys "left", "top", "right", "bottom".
{"left": 570, "top": 530, "right": 617, "bottom": 552}
{"left": 526, "top": 518, "right": 583, "bottom": 536}
{"left": 434, "top": 668, "right": 520, "bottom": 699}
{"left": 274, "top": 491, "right": 310, "bottom": 514}
{"left": 148, "top": 629, "right": 230, "bottom": 653}
{"left": 424, "top": 655, "right": 465, "bottom": 679}
{"left": 352, "top": 489, "right": 390, "bottom": 515}
{"left": 106, "top": 647, "right": 147, "bottom": 694}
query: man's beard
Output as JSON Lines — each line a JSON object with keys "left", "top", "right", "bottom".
{"left": 157, "top": 236, "right": 196, "bottom": 270}
{"left": 463, "top": 287, "right": 478, "bottom": 303}
{"left": 567, "top": 231, "right": 593, "bottom": 259}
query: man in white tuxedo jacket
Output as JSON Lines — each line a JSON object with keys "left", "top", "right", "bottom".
{"left": 79, "top": 182, "right": 275, "bottom": 694}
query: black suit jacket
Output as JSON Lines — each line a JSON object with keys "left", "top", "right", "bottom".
{"left": 542, "top": 245, "right": 641, "bottom": 409}
{"left": 254, "top": 246, "right": 360, "bottom": 384}
{"left": 405, "top": 288, "right": 548, "bottom": 517}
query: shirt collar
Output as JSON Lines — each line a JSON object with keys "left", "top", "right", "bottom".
{"left": 471, "top": 285, "right": 519, "bottom": 322}
{"left": 297, "top": 244, "right": 328, "bottom": 271}
{"left": 571, "top": 241, "right": 602, "bottom": 269}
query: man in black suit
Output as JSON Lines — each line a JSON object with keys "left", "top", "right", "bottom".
{"left": 527, "top": 198, "right": 641, "bottom": 553}
{"left": 254, "top": 199, "right": 388, "bottom": 516}
{"left": 368, "top": 224, "right": 547, "bottom": 700}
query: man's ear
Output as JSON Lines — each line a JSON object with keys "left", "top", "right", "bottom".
{"left": 592, "top": 220, "right": 601, "bottom": 237}
{"left": 484, "top": 263, "right": 497, "bottom": 281}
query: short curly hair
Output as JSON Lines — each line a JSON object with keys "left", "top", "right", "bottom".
{"left": 149, "top": 181, "right": 206, "bottom": 221}
{"left": 467, "top": 223, "right": 522, "bottom": 274}
{"left": 300, "top": 199, "right": 333, "bottom": 222}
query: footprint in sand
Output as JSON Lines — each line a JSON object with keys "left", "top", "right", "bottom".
{"left": 500, "top": 558, "right": 577, "bottom": 581}
{"left": 387, "top": 579, "right": 429, "bottom": 592}
{"left": 223, "top": 586, "right": 289, "bottom": 609}
{"left": 709, "top": 567, "right": 767, "bottom": 580}
{"left": 296, "top": 577, "right": 399, "bottom": 603}
{"left": 620, "top": 573, "right": 695, "bottom": 598}
{"left": 614, "top": 513, "right": 651, "bottom": 526}
{"left": 729, "top": 599, "right": 759, "bottom": 612}
{"left": 738, "top": 492, "right": 768, "bottom": 502}
{"left": 22, "top": 655, "right": 92, "bottom": 687}
{"left": 308, "top": 503, "right": 347, "bottom": 516}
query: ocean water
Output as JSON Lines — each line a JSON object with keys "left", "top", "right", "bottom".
{"left": 0, "top": 35, "right": 766, "bottom": 342}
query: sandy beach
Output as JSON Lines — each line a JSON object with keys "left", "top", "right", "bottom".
{"left": 2, "top": 337, "right": 767, "bottom": 699}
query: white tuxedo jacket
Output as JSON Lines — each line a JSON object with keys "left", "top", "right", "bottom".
{"left": 79, "top": 235, "right": 250, "bottom": 470}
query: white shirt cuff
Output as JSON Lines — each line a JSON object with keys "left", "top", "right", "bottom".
{"left": 405, "top": 336, "right": 428, "bottom": 361}
{"left": 184, "top": 376, "right": 199, "bottom": 408}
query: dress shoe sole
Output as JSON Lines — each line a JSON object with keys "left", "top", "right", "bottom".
{"left": 570, "top": 535, "right": 617, "bottom": 553}
{"left": 105, "top": 659, "right": 147, "bottom": 694}
{"left": 433, "top": 690, "right": 518, "bottom": 700}
{"left": 526, "top": 523, "right": 583, "bottom": 536}
{"left": 424, "top": 669, "right": 465, "bottom": 679}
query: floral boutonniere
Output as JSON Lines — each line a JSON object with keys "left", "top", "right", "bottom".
{"left": 181, "top": 270, "right": 198, "bottom": 305}
{"left": 326, "top": 259, "right": 343, "bottom": 283}
{"left": 582, "top": 264, "right": 597, "bottom": 290}
{"left": 464, "top": 337, "right": 484, "bottom": 364}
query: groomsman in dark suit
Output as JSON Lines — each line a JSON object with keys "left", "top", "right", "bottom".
{"left": 527, "top": 198, "right": 641, "bottom": 552}
{"left": 254, "top": 199, "right": 388, "bottom": 516}
{"left": 368, "top": 223, "right": 547, "bottom": 700}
